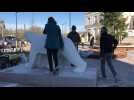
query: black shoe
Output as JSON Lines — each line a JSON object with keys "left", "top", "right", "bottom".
{"left": 53, "top": 70, "right": 59, "bottom": 75}
{"left": 71, "top": 64, "right": 75, "bottom": 67}
{"left": 49, "top": 71, "right": 53, "bottom": 76}
{"left": 55, "top": 67, "right": 59, "bottom": 71}
{"left": 53, "top": 68, "right": 59, "bottom": 75}
{"left": 99, "top": 76, "right": 107, "bottom": 81}
{"left": 114, "top": 75, "right": 120, "bottom": 83}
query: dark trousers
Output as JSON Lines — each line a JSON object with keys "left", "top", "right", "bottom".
{"left": 47, "top": 49, "right": 58, "bottom": 72}
{"left": 74, "top": 43, "right": 79, "bottom": 50}
{"left": 100, "top": 53, "right": 117, "bottom": 78}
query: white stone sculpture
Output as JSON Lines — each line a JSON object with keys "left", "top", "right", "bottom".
{"left": 24, "top": 32, "right": 87, "bottom": 73}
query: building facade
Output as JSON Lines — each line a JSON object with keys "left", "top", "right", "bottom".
{"left": 123, "top": 12, "right": 134, "bottom": 36}
{"left": 85, "top": 12, "right": 134, "bottom": 43}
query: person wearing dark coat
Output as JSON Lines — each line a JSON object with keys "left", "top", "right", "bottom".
{"left": 90, "top": 36, "right": 94, "bottom": 48}
{"left": 100, "top": 26, "right": 119, "bottom": 82}
{"left": 43, "top": 17, "right": 64, "bottom": 75}
{"left": 67, "top": 25, "right": 81, "bottom": 50}
{"left": 67, "top": 25, "right": 81, "bottom": 67}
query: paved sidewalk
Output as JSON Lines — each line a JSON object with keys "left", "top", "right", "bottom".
{"left": 0, "top": 48, "right": 134, "bottom": 87}
{"left": 97, "top": 51, "right": 134, "bottom": 87}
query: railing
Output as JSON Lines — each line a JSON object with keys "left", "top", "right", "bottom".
{"left": 93, "top": 45, "right": 134, "bottom": 48}
{"left": 0, "top": 48, "right": 22, "bottom": 53}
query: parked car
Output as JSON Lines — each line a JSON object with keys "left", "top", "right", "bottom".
{"left": 4, "top": 36, "right": 17, "bottom": 48}
{"left": 0, "top": 37, "right": 8, "bottom": 49}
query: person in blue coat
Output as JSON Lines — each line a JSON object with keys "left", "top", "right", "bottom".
{"left": 43, "top": 17, "right": 64, "bottom": 75}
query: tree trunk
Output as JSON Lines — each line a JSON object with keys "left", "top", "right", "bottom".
{"left": 113, "top": 25, "right": 115, "bottom": 34}
{"left": 119, "top": 35, "right": 122, "bottom": 44}
{"left": 119, "top": 36, "right": 121, "bottom": 44}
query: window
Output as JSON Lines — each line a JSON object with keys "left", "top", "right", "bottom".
{"left": 90, "top": 16, "right": 92, "bottom": 25}
{"left": 88, "top": 17, "right": 90, "bottom": 25}
{"left": 131, "top": 20, "right": 134, "bottom": 29}
{"left": 94, "top": 28, "right": 97, "bottom": 34}
{"left": 130, "top": 16, "right": 134, "bottom": 29}
{"left": 95, "top": 16, "right": 97, "bottom": 24}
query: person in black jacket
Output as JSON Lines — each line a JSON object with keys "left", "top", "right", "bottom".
{"left": 90, "top": 36, "right": 94, "bottom": 48}
{"left": 67, "top": 25, "right": 81, "bottom": 50}
{"left": 43, "top": 17, "right": 64, "bottom": 75}
{"left": 67, "top": 25, "right": 81, "bottom": 67}
{"left": 100, "top": 26, "right": 118, "bottom": 82}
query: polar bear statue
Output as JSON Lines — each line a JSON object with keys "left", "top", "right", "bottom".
{"left": 24, "top": 32, "right": 87, "bottom": 73}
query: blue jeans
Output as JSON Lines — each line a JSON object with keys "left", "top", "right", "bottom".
{"left": 100, "top": 53, "right": 117, "bottom": 78}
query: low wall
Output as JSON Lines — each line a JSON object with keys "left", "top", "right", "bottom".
{"left": 117, "top": 47, "right": 134, "bottom": 51}
{"left": 93, "top": 45, "right": 134, "bottom": 58}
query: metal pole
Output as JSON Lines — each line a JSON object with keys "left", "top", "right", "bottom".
{"left": 69, "top": 12, "right": 71, "bottom": 32}
{"left": 16, "top": 12, "right": 18, "bottom": 49}
{"left": 62, "top": 24, "right": 64, "bottom": 34}
{"left": 24, "top": 24, "right": 25, "bottom": 32}
{"left": 16, "top": 12, "right": 18, "bottom": 38}
{"left": 1, "top": 22, "right": 3, "bottom": 37}
{"left": 31, "top": 12, "right": 34, "bottom": 28}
